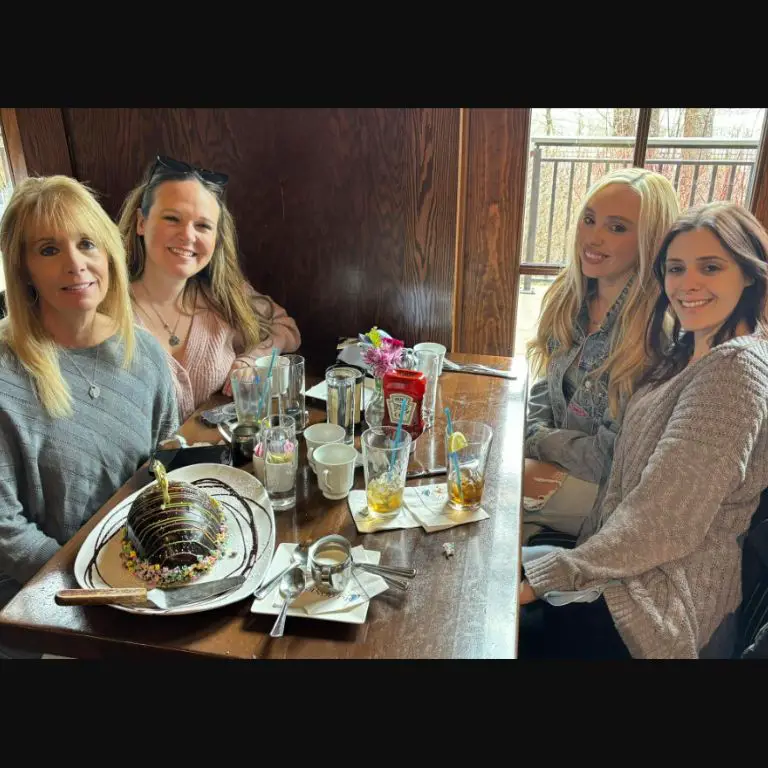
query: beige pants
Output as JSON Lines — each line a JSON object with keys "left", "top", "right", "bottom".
{"left": 522, "top": 475, "right": 598, "bottom": 543}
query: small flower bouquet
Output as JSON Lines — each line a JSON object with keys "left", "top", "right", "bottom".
{"left": 359, "top": 326, "right": 405, "bottom": 379}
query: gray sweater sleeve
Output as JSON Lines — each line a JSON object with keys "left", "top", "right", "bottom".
{"left": 0, "top": 428, "right": 61, "bottom": 583}
{"left": 151, "top": 357, "right": 181, "bottom": 445}
{"left": 524, "top": 352, "right": 768, "bottom": 595}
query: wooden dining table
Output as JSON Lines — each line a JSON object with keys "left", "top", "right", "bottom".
{"left": 0, "top": 353, "right": 528, "bottom": 659}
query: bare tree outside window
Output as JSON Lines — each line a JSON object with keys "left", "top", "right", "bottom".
{"left": 515, "top": 107, "right": 767, "bottom": 357}
{"left": 645, "top": 108, "right": 764, "bottom": 212}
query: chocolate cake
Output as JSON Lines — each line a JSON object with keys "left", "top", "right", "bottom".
{"left": 121, "top": 461, "right": 227, "bottom": 585}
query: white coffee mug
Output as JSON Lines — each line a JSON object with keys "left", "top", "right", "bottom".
{"left": 255, "top": 355, "right": 291, "bottom": 396}
{"left": 313, "top": 443, "right": 358, "bottom": 500}
{"left": 304, "top": 422, "right": 347, "bottom": 473}
{"left": 414, "top": 342, "right": 447, "bottom": 375}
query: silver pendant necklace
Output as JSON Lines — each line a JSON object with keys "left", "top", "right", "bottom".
{"left": 62, "top": 346, "right": 101, "bottom": 400}
{"left": 139, "top": 283, "right": 185, "bottom": 347}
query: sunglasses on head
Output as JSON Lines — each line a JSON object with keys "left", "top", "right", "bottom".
{"left": 149, "top": 155, "right": 229, "bottom": 187}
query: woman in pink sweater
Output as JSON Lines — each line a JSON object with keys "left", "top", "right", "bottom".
{"left": 118, "top": 156, "right": 300, "bottom": 422}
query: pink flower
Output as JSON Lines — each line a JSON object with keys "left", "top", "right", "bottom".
{"left": 362, "top": 339, "right": 404, "bottom": 379}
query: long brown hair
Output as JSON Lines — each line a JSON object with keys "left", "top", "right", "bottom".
{"left": 644, "top": 201, "right": 768, "bottom": 386}
{"left": 527, "top": 168, "right": 680, "bottom": 417}
{"left": 117, "top": 162, "right": 266, "bottom": 349}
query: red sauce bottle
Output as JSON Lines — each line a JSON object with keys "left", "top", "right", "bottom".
{"left": 382, "top": 368, "right": 427, "bottom": 444}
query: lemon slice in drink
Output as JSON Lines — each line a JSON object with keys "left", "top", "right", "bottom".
{"left": 448, "top": 431, "right": 468, "bottom": 453}
{"left": 267, "top": 452, "right": 294, "bottom": 464}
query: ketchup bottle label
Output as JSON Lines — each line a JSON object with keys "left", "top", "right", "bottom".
{"left": 382, "top": 368, "right": 427, "bottom": 441}
{"left": 385, "top": 393, "right": 417, "bottom": 425}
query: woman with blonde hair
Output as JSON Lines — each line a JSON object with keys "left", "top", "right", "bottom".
{"left": 519, "top": 202, "right": 768, "bottom": 659}
{"left": 118, "top": 156, "right": 301, "bottom": 422}
{"left": 0, "top": 176, "right": 178, "bottom": 617}
{"left": 524, "top": 168, "right": 680, "bottom": 537}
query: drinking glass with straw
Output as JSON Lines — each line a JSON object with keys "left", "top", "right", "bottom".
{"left": 362, "top": 421, "right": 412, "bottom": 519}
{"left": 230, "top": 367, "right": 271, "bottom": 426}
{"left": 256, "top": 348, "right": 278, "bottom": 419}
{"left": 445, "top": 412, "right": 494, "bottom": 513}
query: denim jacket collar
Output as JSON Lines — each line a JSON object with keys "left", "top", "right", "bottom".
{"left": 575, "top": 274, "right": 635, "bottom": 341}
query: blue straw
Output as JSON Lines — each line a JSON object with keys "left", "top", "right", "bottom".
{"left": 266, "top": 347, "right": 278, "bottom": 379}
{"left": 444, "top": 406, "right": 455, "bottom": 435}
{"left": 444, "top": 407, "right": 465, "bottom": 503}
{"left": 390, "top": 399, "right": 407, "bottom": 473}
{"left": 256, "top": 348, "right": 278, "bottom": 418}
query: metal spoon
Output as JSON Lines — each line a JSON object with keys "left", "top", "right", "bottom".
{"left": 356, "top": 562, "right": 417, "bottom": 579}
{"left": 353, "top": 566, "right": 409, "bottom": 591}
{"left": 269, "top": 568, "right": 306, "bottom": 638}
{"left": 254, "top": 541, "right": 311, "bottom": 599}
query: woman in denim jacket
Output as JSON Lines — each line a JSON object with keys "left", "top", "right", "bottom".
{"left": 526, "top": 168, "right": 679, "bottom": 488}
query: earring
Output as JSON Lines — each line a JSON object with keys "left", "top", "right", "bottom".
{"left": 27, "top": 284, "right": 39, "bottom": 304}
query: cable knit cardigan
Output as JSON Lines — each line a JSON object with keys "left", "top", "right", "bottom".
{"left": 523, "top": 336, "right": 768, "bottom": 658}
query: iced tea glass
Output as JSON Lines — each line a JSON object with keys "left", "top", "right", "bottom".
{"left": 361, "top": 426, "right": 412, "bottom": 518}
{"left": 445, "top": 420, "right": 493, "bottom": 512}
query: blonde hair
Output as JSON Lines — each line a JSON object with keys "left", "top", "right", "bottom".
{"left": 0, "top": 175, "right": 135, "bottom": 418}
{"left": 117, "top": 168, "right": 264, "bottom": 349}
{"left": 527, "top": 167, "right": 680, "bottom": 416}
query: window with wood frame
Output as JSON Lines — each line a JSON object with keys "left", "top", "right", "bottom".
{"left": 514, "top": 107, "right": 767, "bottom": 356}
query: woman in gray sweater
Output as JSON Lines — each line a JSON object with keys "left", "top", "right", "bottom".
{"left": 519, "top": 202, "right": 768, "bottom": 659}
{"left": 0, "top": 176, "right": 179, "bottom": 621}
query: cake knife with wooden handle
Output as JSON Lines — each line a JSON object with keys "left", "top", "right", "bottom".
{"left": 55, "top": 575, "right": 245, "bottom": 609}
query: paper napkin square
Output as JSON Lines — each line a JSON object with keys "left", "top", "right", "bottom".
{"left": 347, "top": 490, "right": 421, "bottom": 533}
{"left": 403, "top": 483, "right": 490, "bottom": 532}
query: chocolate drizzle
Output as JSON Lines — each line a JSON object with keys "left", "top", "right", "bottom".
{"left": 126, "top": 480, "right": 223, "bottom": 568}
{"left": 83, "top": 476, "right": 273, "bottom": 608}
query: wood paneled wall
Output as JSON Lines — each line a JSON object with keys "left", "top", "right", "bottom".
{"left": 455, "top": 109, "right": 530, "bottom": 355}
{"left": 5, "top": 107, "right": 527, "bottom": 365}
{"left": 12, "top": 108, "right": 72, "bottom": 178}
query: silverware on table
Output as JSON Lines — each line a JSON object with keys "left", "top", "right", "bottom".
{"left": 254, "top": 541, "right": 311, "bottom": 599}
{"left": 356, "top": 562, "right": 417, "bottom": 579}
{"left": 55, "top": 575, "right": 246, "bottom": 609}
{"left": 354, "top": 565, "right": 409, "bottom": 591}
{"left": 442, "top": 359, "right": 517, "bottom": 380}
{"left": 270, "top": 568, "right": 307, "bottom": 638}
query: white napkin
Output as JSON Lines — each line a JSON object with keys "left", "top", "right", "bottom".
{"left": 347, "top": 490, "right": 422, "bottom": 533}
{"left": 271, "top": 545, "right": 388, "bottom": 615}
{"left": 403, "top": 483, "right": 490, "bottom": 532}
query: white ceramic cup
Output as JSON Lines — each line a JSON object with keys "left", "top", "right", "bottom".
{"left": 255, "top": 355, "right": 291, "bottom": 396}
{"left": 304, "top": 422, "right": 347, "bottom": 472}
{"left": 414, "top": 342, "right": 447, "bottom": 375}
{"left": 313, "top": 443, "right": 358, "bottom": 500}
